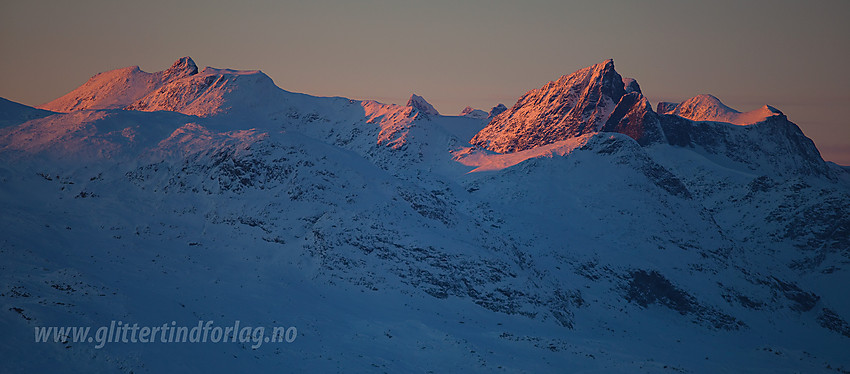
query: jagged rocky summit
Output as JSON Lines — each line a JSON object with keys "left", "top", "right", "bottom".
{"left": 406, "top": 93, "right": 440, "bottom": 116}
{"left": 469, "top": 59, "right": 829, "bottom": 177}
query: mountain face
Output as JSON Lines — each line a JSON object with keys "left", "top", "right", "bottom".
{"left": 666, "top": 93, "right": 784, "bottom": 125}
{"left": 406, "top": 93, "right": 440, "bottom": 116}
{"left": 39, "top": 57, "right": 199, "bottom": 112}
{"left": 124, "top": 67, "right": 281, "bottom": 117}
{"left": 470, "top": 59, "right": 636, "bottom": 152}
{"left": 1, "top": 57, "right": 849, "bottom": 373}
{"left": 470, "top": 61, "right": 831, "bottom": 178}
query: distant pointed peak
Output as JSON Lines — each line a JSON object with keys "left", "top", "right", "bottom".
{"left": 551, "top": 59, "right": 617, "bottom": 84}
{"left": 589, "top": 59, "right": 616, "bottom": 75}
{"left": 162, "top": 56, "right": 198, "bottom": 80}
{"left": 406, "top": 94, "right": 439, "bottom": 116}
{"left": 670, "top": 94, "right": 785, "bottom": 125}
{"left": 691, "top": 94, "right": 724, "bottom": 104}
{"left": 763, "top": 104, "right": 783, "bottom": 115}
{"left": 591, "top": 58, "right": 614, "bottom": 69}
{"left": 460, "top": 106, "right": 488, "bottom": 119}
{"left": 677, "top": 94, "right": 739, "bottom": 115}
{"left": 488, "top": 103, "right": 507, "bottom": 118}
{"left": 171, "top": 56, "right": 197, "bottom": 70}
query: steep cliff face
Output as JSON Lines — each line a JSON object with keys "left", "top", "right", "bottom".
{"left": 601, "top": 92, "right": 665, "bottom": 146}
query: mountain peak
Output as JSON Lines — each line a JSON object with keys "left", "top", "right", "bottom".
{"left": 162, "top": 56, "right": 198, "bottom": 81}
{"left": 684, "top": 94, "right": 734, "bottom": 111}
{"left": 460, "top": 106, "right": 488, "bottom": 119}
{"left": 488, "top": 103, "right": 507, "bottom": 118}
{"left": 125, "top": 65, "right": 281, "bottom": 118}
{"left": 406, "top": 94, "right": 440, "bottom": 116}
{"left": 470, "top": 59, "right": 629, "bottom": 153}
{"left": 669, "top": 94, "right": 783, "bottom": 125}
{"left": 38, "top": 56, "right": 201, "bottom": 112}
{"left": 762, "top": 104, "right": 783, "bottom": 115}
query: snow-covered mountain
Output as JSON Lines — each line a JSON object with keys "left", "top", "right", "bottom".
{"left": 488, "top": 103, "right": 507, "bottom": 118}
{"left": 460, "top": 106, "right": 488, "bottom": 119}
{"left": 39, "top": 57, "right": 199, "bottom": 112}
{"left": 661, "top": 93, "right": 784, "bottom": 125}
{"left": 1, "top": 57, "right": 848, "bottom": 373}
{"left": 470, "top": 59, "right": 638, "bottom": 152}
{"left": 405, "top": 93, "right": 440, "bottom": 116}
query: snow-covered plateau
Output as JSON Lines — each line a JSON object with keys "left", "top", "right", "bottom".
{"left": 1, "top": 57, "right": 848, "bottom": 373}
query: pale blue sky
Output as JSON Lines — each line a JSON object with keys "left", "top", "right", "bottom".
{"left": 2, "top": 0, "right": 848, "bottom": 163}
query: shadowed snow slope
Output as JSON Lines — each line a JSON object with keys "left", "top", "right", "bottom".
{"left": 0, "top": 97, "right": 53, "bottom": 127}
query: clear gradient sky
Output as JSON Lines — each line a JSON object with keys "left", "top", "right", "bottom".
{"left": 2, "top": 0, "right": 848, "bottom": 164}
